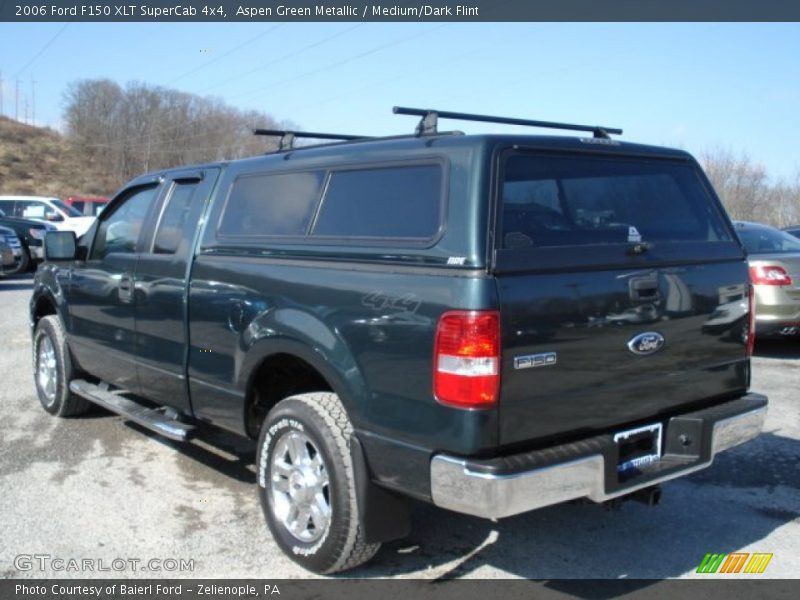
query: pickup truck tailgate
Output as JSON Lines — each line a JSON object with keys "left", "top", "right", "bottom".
{"left": 493, "top": 148, "right": 750, "bottom": 446}
{"left": 496, "top": 262, "right": 749, "bottom": 446}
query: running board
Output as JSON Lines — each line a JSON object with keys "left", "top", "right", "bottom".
{"left": 69, "top": 379, "right": 194, "bottom": 441}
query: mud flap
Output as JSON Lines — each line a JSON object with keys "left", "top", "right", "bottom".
{"left": 350, "top": 434, "right": 411, "bottom": 544}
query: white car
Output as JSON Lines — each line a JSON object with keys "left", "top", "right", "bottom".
{"left": 0, "top": 196, "right": 95, "bottom": 237}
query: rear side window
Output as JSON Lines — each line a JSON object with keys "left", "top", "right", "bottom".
{"left": 153, "top": 181, "right": 201, "bottom": 255}
{"left": 218, "top": 171, "right": 324, "bottom": 237}
{"left": 500, "top": 154, "right": 731, "bottom": 249}
{"left": 312, "top": 165, "right": 442, "bottom": 240}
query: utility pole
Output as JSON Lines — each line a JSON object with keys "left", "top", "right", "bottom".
{"left": 31, "top": 77, "right": 36, "bottom": 126}
{"left": 24, "top": 97, "right": 29, "bottom": 125}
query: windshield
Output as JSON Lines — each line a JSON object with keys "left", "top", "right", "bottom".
{"left": 50, "top": 199, "right": 83, "bottom": 218}
{"left": 738, "top": 226, "right": 800, "bottom": 255}
{"left": 500, "top": 154, "right": 731, "bottom": 249}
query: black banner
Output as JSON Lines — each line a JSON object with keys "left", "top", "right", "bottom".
{"left": 3, "top": 579, "right": 800, "bottom": 600}
{"left": 2, "top": 0, "right": 800, "bottom": 22}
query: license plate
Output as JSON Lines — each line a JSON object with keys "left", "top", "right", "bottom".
{"left": 614, "top": 423, "right": 663, "bottom": 473}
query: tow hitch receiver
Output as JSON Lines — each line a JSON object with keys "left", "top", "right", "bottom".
{"left": 614, "top": 423, "right": 663, "bottom": 480}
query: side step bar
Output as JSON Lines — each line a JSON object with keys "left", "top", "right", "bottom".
{"left": 69, "top": 379, "right": 194, "bottom": 442}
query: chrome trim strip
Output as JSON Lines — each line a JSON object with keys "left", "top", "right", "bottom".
{"left": 430, "top": 405, "right": 767, "bottom": 520}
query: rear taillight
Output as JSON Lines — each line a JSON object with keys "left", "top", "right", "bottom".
{"left": 749, "top": 265, "right": 792, "bottom": 286}
{"left": 433, "top": 310, "right": 500, "bottom": 409}
{"left": 746, "top": 283, "right": 756, "bottom": 358}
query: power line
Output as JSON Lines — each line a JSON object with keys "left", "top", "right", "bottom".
{"left": 198, "top": 23, "right": 366, "bottom": 94}
{"left": 14, "top": 23, "right": 70, "bottom": 79}
{"left": 105, "top": 24, "right": 440, "bottom": 145}
{"left": 90, "top": 24, "right": 369, "bottom": 145}
{"left": 292, "top": 38, "right": 502, "bottom": 114}
{"left": 229, "top": 24, "right": 448, "bottom": 102}
{"left": 168, "top": 24, "right": 285, "bottom": 85}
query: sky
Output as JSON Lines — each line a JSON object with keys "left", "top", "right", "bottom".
{"left": 0, "top": 22, "right": 799, "bottom": 180}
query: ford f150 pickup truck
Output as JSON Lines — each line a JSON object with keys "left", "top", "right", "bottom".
{"left": 30, "top": 107, "right": 767, "bottom": 574}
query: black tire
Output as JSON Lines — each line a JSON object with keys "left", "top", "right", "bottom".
{"left": 256, "top": 392, "right": 380, "bottom": 574}
{"left": 6, "top": 247, "right": 30, "bottom": 275}
{"left": 26, "top": 248, "right": 39, "bottom": 272}
{"left": 32, "top": 315, "right": 91, "bottom": 417}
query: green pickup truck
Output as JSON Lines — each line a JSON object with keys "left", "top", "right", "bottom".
{"left": 30, "top": 108, "right": 767, "bottom": 573}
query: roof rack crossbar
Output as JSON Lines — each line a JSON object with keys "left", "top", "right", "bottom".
{"left": 253, "top": 129, "right": 371, "bottom": 151}
{"left": 392, "top": 106, "right": 622, "bottom": 139}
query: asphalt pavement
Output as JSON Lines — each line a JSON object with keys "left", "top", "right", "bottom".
{"left": 1, "top": 273, "right": 797, "bottom": 580}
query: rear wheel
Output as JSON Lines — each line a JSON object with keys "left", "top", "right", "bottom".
{"left": 33, "top": 316, "right": 91, "bottom": 417}
{"left": 256, "top": 392, "right": 380, "bottom": 573}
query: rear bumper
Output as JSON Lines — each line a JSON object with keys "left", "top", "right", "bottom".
{"left": 430, "top": 393, "right": 767, "bottom": 519}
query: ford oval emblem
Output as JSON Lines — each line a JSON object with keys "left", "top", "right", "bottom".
{"left": 627, "top": 332, "right": 665, "bottom": 356}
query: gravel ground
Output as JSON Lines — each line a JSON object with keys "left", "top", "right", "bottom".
{"left": 1, "top": 273, "right": 797, "bottom": 580}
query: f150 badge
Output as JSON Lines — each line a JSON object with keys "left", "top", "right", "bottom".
{"left": 514, "top": 352, "right": 557, "bottom": 370}
{"left": 627, "top": 332, "right": 665, "bottom": 355}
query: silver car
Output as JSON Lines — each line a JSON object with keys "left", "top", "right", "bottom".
{"left": 736, "top": 221, "right": 800, "bottom": 336}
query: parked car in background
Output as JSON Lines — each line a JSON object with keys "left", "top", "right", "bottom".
{"left": 782, "top": 225, "right": 800, "bottom": 240}
{"left": 65, "top": 196, "right": 109, "bottom": 217}
{"left": 736, "top": 221, "right": 800, "bottom": 336}
{"left": 0, "top": 208, "right": 57, "bottom": 270}
{"left": 0, "top": 196, "right": 94, "bottom": 237}
{"left": 0, "top": 224, "right": 26, "bottom": 275}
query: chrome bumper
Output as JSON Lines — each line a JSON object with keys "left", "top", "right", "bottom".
{"left": 430, "top": 395, "right": 767, "bottom": 519}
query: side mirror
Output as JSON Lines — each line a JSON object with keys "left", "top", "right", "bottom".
{"left": 46, "top": 212, "right": 63, "bottom": 222}
{"left": 44, "top": 231, "right": 77, "bottom": 261}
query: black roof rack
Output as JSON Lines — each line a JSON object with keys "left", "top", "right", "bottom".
{"left": 392, "top": 106, "right": 623, "bottom": 139}
{"left": 253, "top": 129, "right": 371, "bottom": 151}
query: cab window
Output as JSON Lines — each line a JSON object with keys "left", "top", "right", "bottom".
{"left": 92, "top": 187, "right": 159, "bottom": 260}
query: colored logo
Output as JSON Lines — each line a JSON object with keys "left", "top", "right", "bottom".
{"left": 696, "top": 552, "right": 773, "bottom": 574}
{"left": 627, "top": 332, "right": 665, "bottom": 356}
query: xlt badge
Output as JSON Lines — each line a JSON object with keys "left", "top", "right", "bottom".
{"left": 627, "top": 332, "right": 665, "bottom": 356}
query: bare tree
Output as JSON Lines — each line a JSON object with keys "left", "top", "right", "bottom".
{"left": 699, "top": 148, "right": 800, "bottom": 228}
{"left": 63, "top": 79, "right": 282, "bottom": 183}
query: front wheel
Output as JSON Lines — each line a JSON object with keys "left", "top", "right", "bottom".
{"left": 32, "top": 316, "right": 91, "bottom": 417}
{"left": 256, "top": 392, "right": 380, "bottom": 574}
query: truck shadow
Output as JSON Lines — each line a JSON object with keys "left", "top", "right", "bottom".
{"left": 754, "top": 338, "right": 800, "bottom": 359}
{"left": 124, "top": 420, "right": 257, "bottom": 484}
{"left": 0, "top": 273, "right": 34, "bottom": 291}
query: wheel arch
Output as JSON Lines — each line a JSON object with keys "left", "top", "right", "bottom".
{"left": 239, "top": 339, "right": 367, "bottom": 440}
